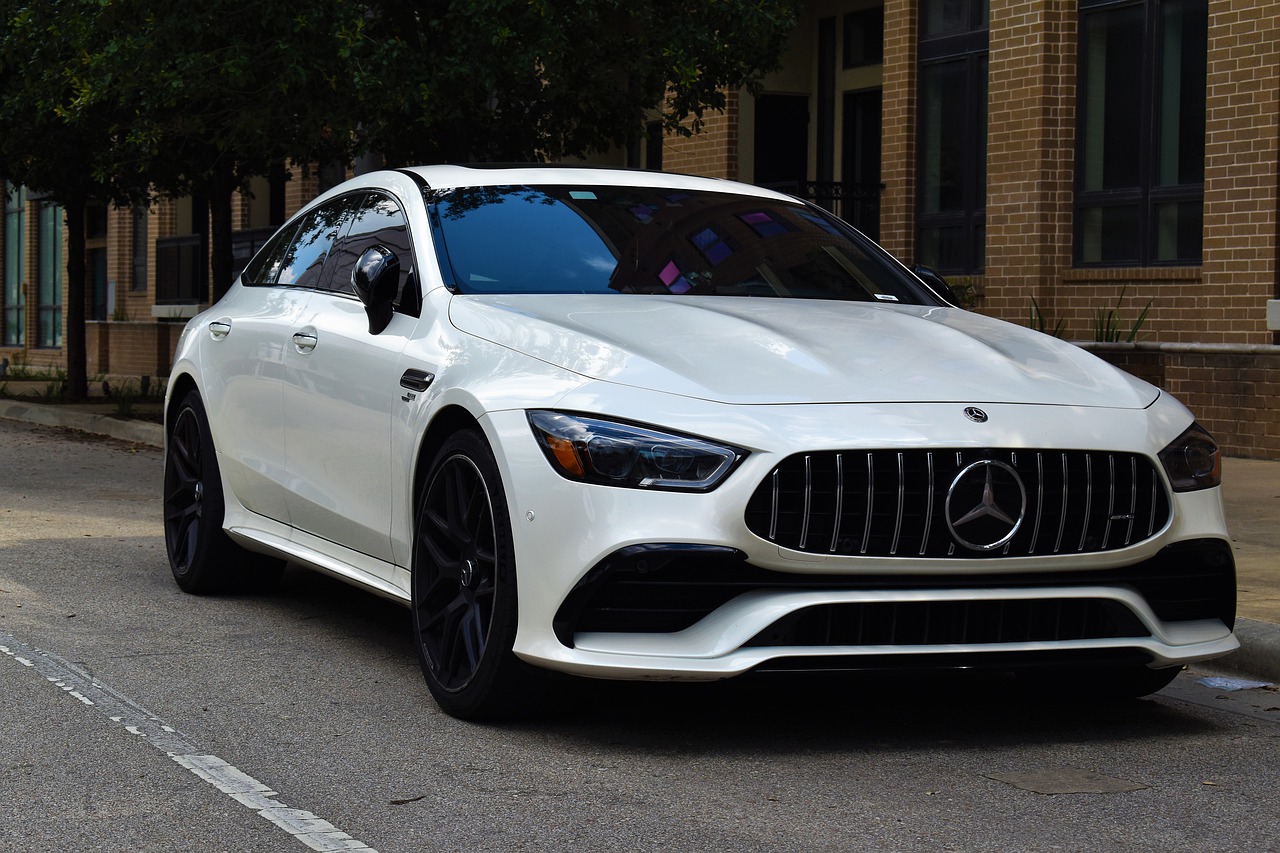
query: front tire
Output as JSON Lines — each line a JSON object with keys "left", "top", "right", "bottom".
{"left": 163, "top": 389, "right": 282, "bottom": 593}
{"left": 412, "top": 429, "right": 545, "bottom": 720}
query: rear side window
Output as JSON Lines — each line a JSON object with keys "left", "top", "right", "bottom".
{"left": 241, "top": 196, "right": 357, "bottom": 288}
{"left": 242, "top": 221, "right": 299, "bottom": 286}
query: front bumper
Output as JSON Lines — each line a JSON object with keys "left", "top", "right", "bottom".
{"left": 483, "top": 405, "right": 1238, "bottom": 681}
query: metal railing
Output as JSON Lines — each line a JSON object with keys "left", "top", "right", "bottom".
{"left": 761, "top": 181, "right": 884, "bottom": 240}
{"left": 231, "top": 226, "right": 276, "bottom": 282}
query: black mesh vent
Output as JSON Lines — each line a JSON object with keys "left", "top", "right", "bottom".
{"left": 745, "top": 449, "right": 1172, "bottom": 558}
{"left": 744, "top": 599, "right": 1150, "bottom": 647}
{"left": 555, "top": 539, "right": 1234, "bottom": 640}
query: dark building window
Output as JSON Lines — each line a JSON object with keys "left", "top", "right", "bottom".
{"left": 646, "top": 121, "right": 664, "bottom": 171}
{"left": 1075, "top": 0, "right": 1207, "bottom": 266}
{"left": 155, "top": 195, "right": 208, "bottom": 305}
{"left": 844, "top": 6, "right": 885, "bottom": 68}
{"left": 86, "top": 204, "right": 108, "bottom": 239}
{"left": 917, "top": 0, "right": 988, "bottom": 274}
{"left": 36, "top": 201, "right": 62, "bottom": 348}
{"left": 921, "top": 0, "right": 989, "bottom": 36}
{"left": 85, "top": 204, "right": 108, "bottom": 321}
{"left": 131, "top": 206, "right": 148, "bottom": 292}
{"left": 3, "top": 182, "right": 24, "bottom": 346}
{"left": 89, "top": 247, "right": 108, "bottom": 321}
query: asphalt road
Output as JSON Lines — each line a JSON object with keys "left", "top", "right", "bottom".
{"left": 1, "top": 419, "right": 1278, "bottom": 853}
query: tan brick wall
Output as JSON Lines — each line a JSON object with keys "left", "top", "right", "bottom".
{"left": 1091, "top": 345, "right": 1280, "bottom": 458}
{"left": 102, "top": 204, "right": 158, "bottom": 323}
{"left": 286, "top": 164, "right": 322, "bottom": 218}
{"left": 661, "top": 91, "right": 742, "bottom": 180}
{"left": 983, "top": 0, "right": 1076, "bottom": 322}
{"left": 85, "top": 320, "right": 179, "bottom": 377}
{"left": 1199, "top": 0, "right": 1280, "bottom": 344}
{"left": 878, "top": 0, "right": 917, "bottom": 262}
{"left": 975, "top": 0, "right": 1280, "bottom": 344}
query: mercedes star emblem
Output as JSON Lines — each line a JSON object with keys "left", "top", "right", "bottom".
{"left": 964, "top": 407, "right": 989, "bottom": 423}
{"left": 945, "top": 460, "right": 1027, "bottom": 551}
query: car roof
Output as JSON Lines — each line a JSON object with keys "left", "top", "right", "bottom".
{"left": 400, "top": 164, "right": 794, "bottom": 200}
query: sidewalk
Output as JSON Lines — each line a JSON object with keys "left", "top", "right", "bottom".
{"left": 1, "top": 398, "right": 1277, "bottom": 682}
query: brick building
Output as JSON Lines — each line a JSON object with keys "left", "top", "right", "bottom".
{"left": 662, "top": 0, "right": 1280, "bottom": 457}
{"left": 3, "top": 0, "right": 1279, "bottom": 456}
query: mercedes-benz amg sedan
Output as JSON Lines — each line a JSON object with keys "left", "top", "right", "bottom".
{"left": 163, "top": 165, "right": 1237, "bottom": 719}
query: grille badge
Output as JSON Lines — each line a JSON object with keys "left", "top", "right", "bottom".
{"left": 945, "top": 460, "right": 1027, "bottom": 551}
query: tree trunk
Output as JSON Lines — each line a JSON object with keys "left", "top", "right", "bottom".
{"left": 208, "top": 158, "right": 236, "bottom": 302}
{"left": 63, "top": 200, "right": 88, "bottom": 402}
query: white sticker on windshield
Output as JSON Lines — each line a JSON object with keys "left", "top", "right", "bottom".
{"left": 570, "top": 191, "right": 597, "bottom": 200}
{"left": 874, "top": 293, "right": 900, "bottom": 302}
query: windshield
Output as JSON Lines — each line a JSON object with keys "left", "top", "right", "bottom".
{"left": 429, "top": 185, "right": 936, "bottom": 304}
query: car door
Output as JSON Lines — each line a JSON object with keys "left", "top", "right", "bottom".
{"left": 281, "top": 191, "right": 422, "bottom": 567}
{"left": 201, "top": 206, "right": 344, "bottom": 525}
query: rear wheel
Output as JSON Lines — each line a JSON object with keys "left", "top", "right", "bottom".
{"left": 412, "top": 429, "right": 545, "bottom": 719}
{"left": 163, "top": 390, "right": 283, "bottom": 593}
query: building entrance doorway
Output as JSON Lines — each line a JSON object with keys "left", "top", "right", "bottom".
{"left": 754, "top": 93, "right": 809, "bottom": 188}
{"left": 842, "top": 89, "right": 882, "bottom": 239}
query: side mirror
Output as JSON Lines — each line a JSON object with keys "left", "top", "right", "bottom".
{"left": 912, "top": 265, "right": 962, "bottom": 308}
{"left": 353, "top": 245, "right": 400, "bottom": 335}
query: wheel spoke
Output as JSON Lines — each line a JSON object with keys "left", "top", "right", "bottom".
{"left": 458, "top": 604, "right": 486, "bottom": 673}
{"left": 164, "top": 407, "right": 208, "bottom": 571}
{"left": 170, "top": 421, "right": 200, "bottom": 482}
{"left": 414, "top": 451, "right": 502, "bottom": 693}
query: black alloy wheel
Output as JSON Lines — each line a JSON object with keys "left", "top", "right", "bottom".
{"left": 163, "top": 389, "right": 281, "bottom": 593}
{"left": 412, "top": 429, "right": 544, "bottom": 719}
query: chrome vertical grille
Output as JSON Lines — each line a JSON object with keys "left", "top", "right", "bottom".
{"left": 744, "top": 449, "right": 1173, "bottom": 558}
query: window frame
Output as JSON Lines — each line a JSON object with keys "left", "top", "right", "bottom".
{"left": 843, "top": 6, "right": 885, "bottom": 69}
{"left": 242, "top": 189, "right": 421, "bottom": 318}
{"left": 1073, "top": 0, "right": 1207, "bottom": 267}
{"left": 36, "top": 200, "right": 62, "bottom": 349}
{"left": 324, "top": 191, "right": 421, "bottom": 316}
{"left": 915, "top": 0, "right": 989, "bottom": 276}
{"left": 3, "top": 182, "right": 25, "bottom": 347}
{"left": 130, "top": 206, "right": 149, "bottom": 293}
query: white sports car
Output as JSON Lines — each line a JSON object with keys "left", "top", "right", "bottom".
{"left": 163, "top": 165, "right": 1237, "bottom": 719}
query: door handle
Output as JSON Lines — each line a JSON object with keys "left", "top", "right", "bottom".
{"left": 400, "top": 369, "right": 435, "bottom": 392}
{"left": 208, "top": 320, "right": 231, "bottom": 339}
{"left": 292, "top": 331, "right": 318, "bottom": 353}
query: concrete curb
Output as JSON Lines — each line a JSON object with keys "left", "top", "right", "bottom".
{"left": 1201, "top": 618, "right": 1280, "bottom": 684}
{"left": 0, "top": 399, "right": 163, "bottom": 448}
{"left": 0, "top": 399, "right": 1276, "bottom": 687}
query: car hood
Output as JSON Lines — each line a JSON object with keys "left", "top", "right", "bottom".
{"left": 448, "top": 295, "right": 1159, "bottom": 408}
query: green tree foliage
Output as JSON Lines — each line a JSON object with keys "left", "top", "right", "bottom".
{"left": 360, "top": 0, "right": 800, "bottom": 164}
{"left": 3, "top": 0, "right": 799, "bottom": 310}
{"left": 71, "top": 0, "right": 370, "bottom": 299}
{"left": 0, "top": 1, "right": 146, "bottom": 400}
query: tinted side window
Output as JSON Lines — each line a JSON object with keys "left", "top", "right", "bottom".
{"left": 275, "top": 199, "right": 356, "bottom": 288}
{"left": 328, "top": 193, "right": 418, "bottom": 314}
{"left": 242, "top": 220, "right": 300, "bottom": 286}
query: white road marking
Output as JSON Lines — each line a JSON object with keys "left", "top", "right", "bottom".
{"left": 1, "top": 632, "right": 378, "bottom": 852}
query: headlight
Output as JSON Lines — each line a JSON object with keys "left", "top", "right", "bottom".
{"left": 528, "top": 410, "right": 744, "bottom": 492}
{"left": 1159, "top": 422, "right": 1221, "bottom": 492}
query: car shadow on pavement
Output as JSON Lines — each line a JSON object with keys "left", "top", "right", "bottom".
{"left": 535, "top": 671, "right": 1221, "bottom": 753}
{"left": 239, "top": 564, "right": 1226, "bottom": 752}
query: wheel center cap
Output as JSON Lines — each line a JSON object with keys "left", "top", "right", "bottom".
{"left": 460, "top": 559, "right": 477, "bottom": 588}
